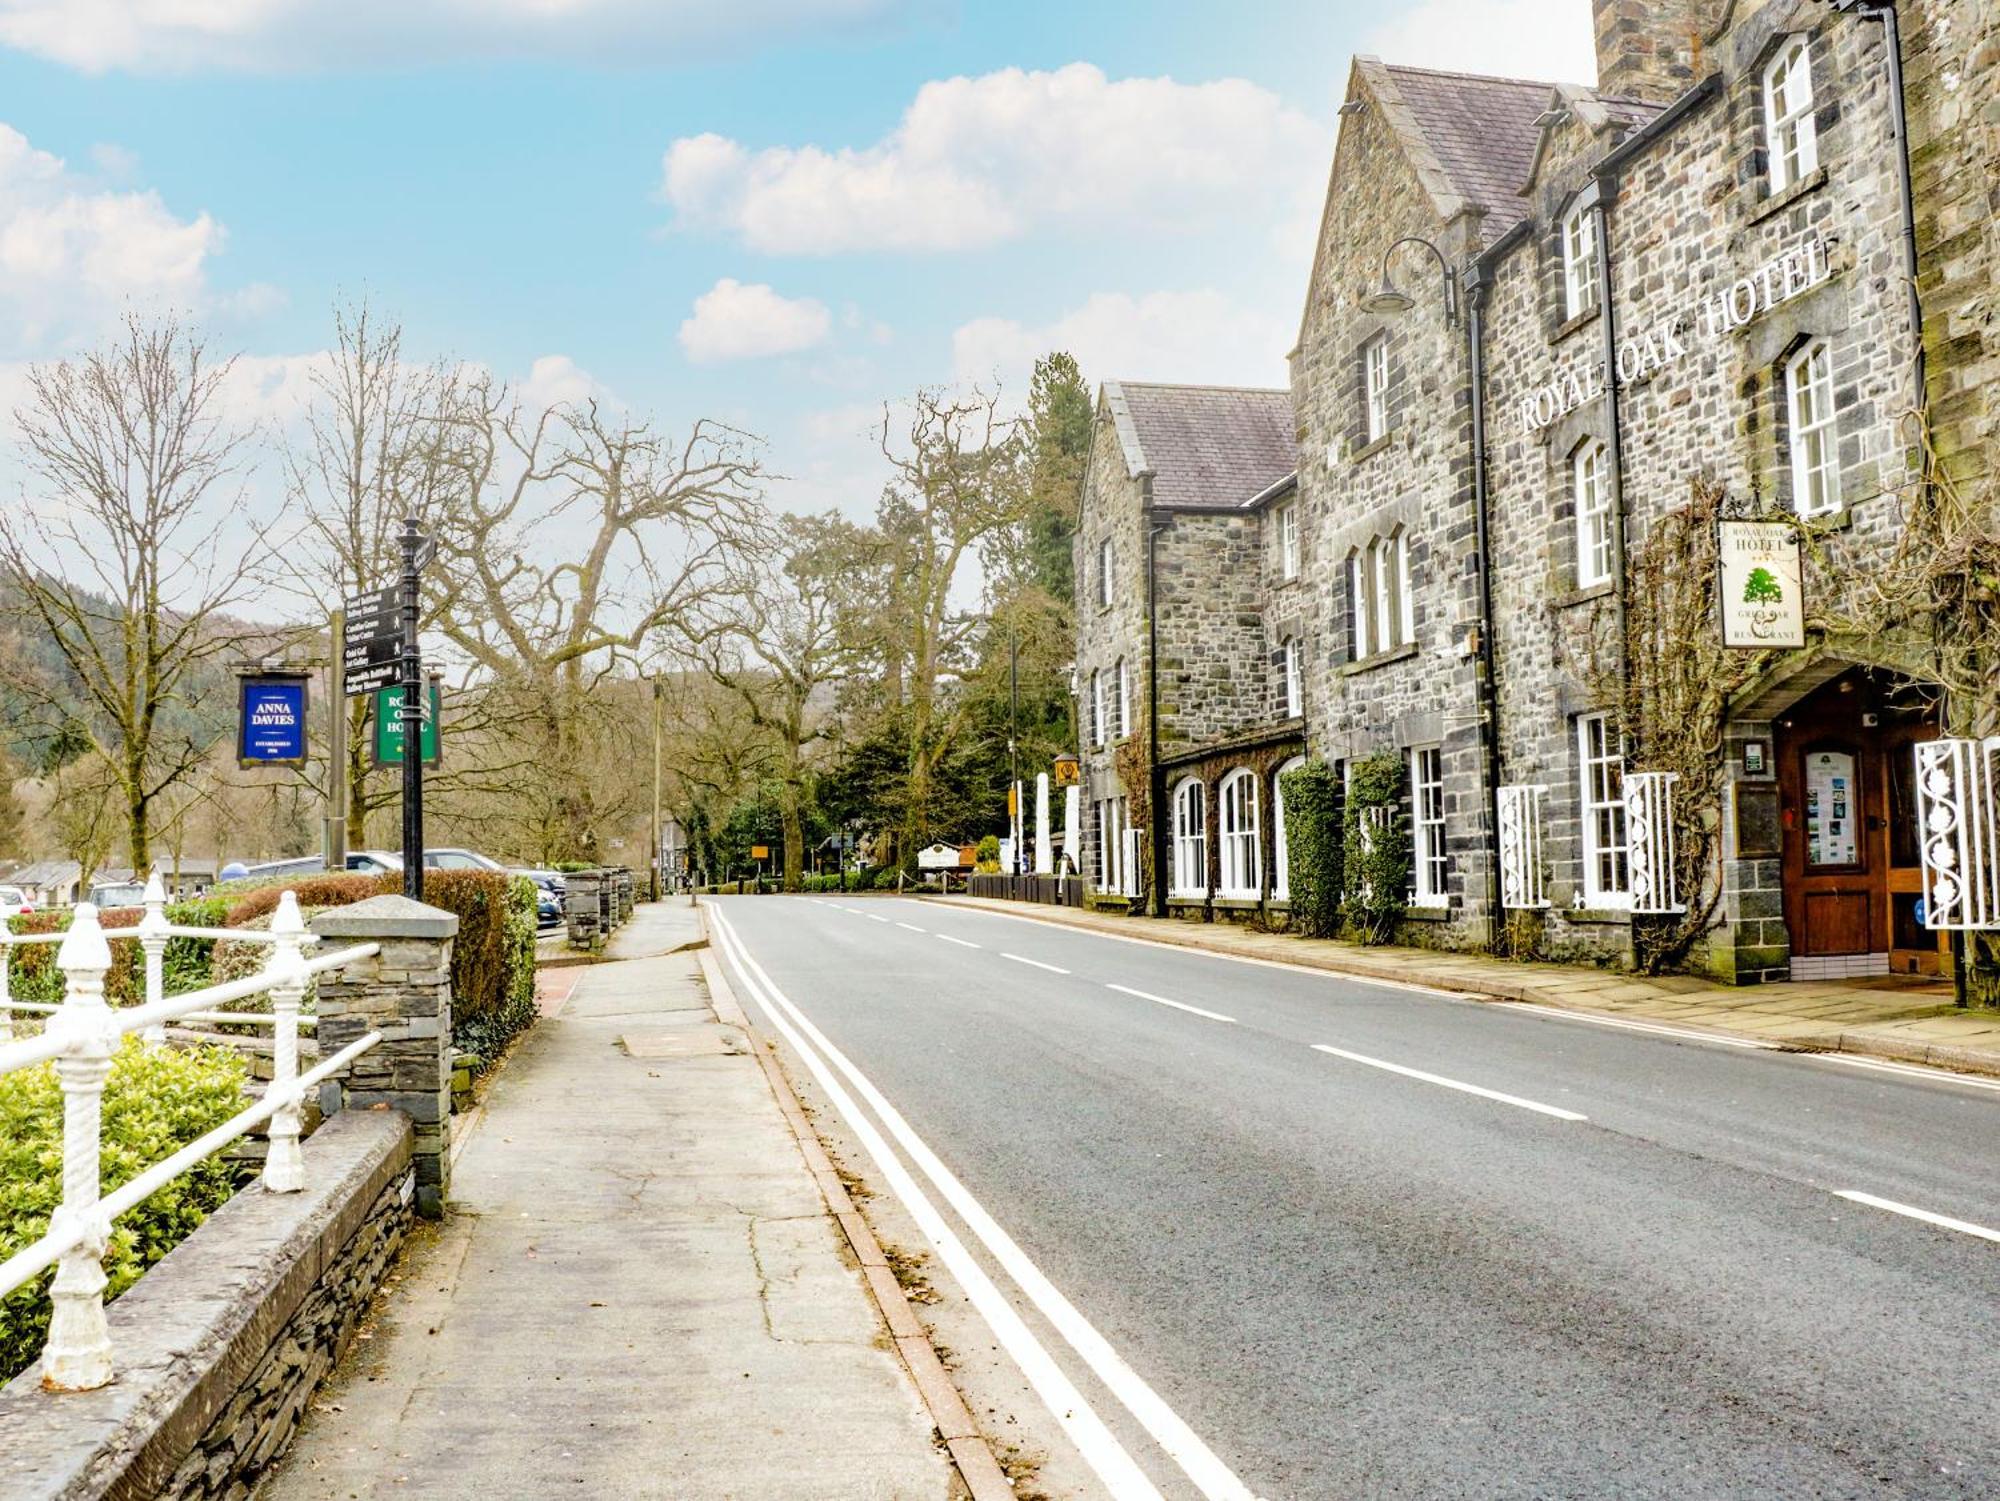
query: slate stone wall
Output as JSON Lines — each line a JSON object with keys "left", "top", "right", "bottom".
{"left": 0, "top": 1112, "right": 414, "bottom": 1501}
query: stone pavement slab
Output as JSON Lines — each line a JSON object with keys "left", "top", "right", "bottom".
{"left": 262, "top": 905, "right": 955, "bottom": 1501}
{"left": 934, "top": 896, "right": 2000, "bottom": 1078}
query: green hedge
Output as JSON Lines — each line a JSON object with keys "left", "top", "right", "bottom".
{"left": 1343, "top": 752, "right": 1410, "bottom": 945}
{"left": 1279, "top": 761, "right": 1343, "bottom": 938}
{"left": 3, "top": 899, "right": 230, "bottom": 1007}
{"left": 1, "top": 1039, "right": 248, "bottom": 1380}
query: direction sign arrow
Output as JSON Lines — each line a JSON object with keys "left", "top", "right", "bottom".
{"left": 344, "top": 607, "right": 403, "bottom": 642}
{"left": 342, "top": 584, "right": 400, "bottom": 616}
{"left": 413, "top": 534, "right": 437, "bottom": 572}
{"left": 343, "top": 662, "right": 401, "bottom": 698}
{"left": 343, "top": 635, "right": 403, "bottom": 670}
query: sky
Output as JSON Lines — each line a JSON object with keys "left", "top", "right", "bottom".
{"left": 0, "top": 0, "right": 1596, "bottom": 522}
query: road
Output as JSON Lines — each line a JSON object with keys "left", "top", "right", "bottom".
{"left": 706, "top": 894, "right": 2000, "bottom": 1500}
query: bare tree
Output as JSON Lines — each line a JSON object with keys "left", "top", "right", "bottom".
{"left": 692, "top": 511, "right": 865, "bottom": 888}
{"left": 0, "top": 315, "right": 265, "bottom": 872}
{"left": 427, "top": 385, "right": 768, "bottom": 857}
{"left": 869, "top": 388, "right": 1029, "bottom": 862}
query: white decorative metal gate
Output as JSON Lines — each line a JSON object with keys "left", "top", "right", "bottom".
{"left": 1913, "top": 736, "right": 2000, "bottom": 930}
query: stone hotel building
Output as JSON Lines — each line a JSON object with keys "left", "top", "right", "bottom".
{"left": 1074, "top": 0, "right": 2000, "bottom": 983}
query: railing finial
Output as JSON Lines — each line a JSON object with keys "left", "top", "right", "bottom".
{"left": 44, "top": 901, "right": 116, "bottom": 1390}
{"left": 139, "top": 877, "right": 171, "bottom": 1045}
{"left": 262, "top": 892, "right": 310, "bottom": 1193}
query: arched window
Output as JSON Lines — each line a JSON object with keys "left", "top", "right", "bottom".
{"left": 1347, "top": 548, "right": 1370, "bottom": 661}
{"left": 1763, "top": 38, "right": 1817, "bottom": 191}
{"left": 1562, "top": 198, "right": 1599, "bottom": 319}
{"left": 1273, "top": 756, "right": 1306, "bottom": 902}
{"left": 1218, "top": 768, "right": 1262, "bottom": 898}
{"left": 1573, "top": 440, "right": 1612, "bottom": 586}
{"left": 1786, "top": 339, "right": 1841, "bottom": 516}
{"left": 1171, "top": 779, "right": 1208, "bottom": 897}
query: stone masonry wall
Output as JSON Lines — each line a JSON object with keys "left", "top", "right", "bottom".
{"left": 1482, "top": 0, "right": 1921, "bottom": 975}
{"left": 1291, "top": 58, "right": 1494, "bottom": 946}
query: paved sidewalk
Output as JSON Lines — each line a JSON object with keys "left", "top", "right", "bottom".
{"left": 933, "top": 895, "right": 2000, "bottom": 1077}
{"left": 264, "top": 902, "right": 956, "bottom": 1501}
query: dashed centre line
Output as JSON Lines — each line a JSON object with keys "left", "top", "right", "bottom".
{"left": 1002, "top": 952, "right": 1070, "bottom": 975}
{"left": 896, "top": 921, "right": 927, "bottom": 932}
{"left": 1312, "top": 1044, "right": 1588, "bottom": 1121}
{"left": 937, "top": 934, "right": 981, "bottom": 950}
{"left": 1835, "top": 1190, "right": 2000, "bottom": 1243}
{"left": 1105, "top": 984, "right": 1234, "bottom": 1024}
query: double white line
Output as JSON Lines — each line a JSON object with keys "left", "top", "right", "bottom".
{"left": 707, "top": 902, "right": 1258, "bottom": 1501}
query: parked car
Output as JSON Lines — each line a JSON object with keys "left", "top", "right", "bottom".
{"left": 423, "top": 847, "right": 506, "bottom": 872}
{"left": 86, "top": 880, "right": 147, "bottom": 909}
{"left": 238, "top": 856, "right": 327, "bottom": 883}
{"left": 345, "top": 850, "right": 402, "bottom": 875}
{"left": 0, "top": 884, "right": 32, "bottom": 918}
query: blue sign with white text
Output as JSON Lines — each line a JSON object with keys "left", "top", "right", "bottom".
{"left": 238, "top": 675, "right": 309, "bottom": 766}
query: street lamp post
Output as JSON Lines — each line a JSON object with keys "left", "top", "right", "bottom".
{"left": 650, "top": 678, "right": 663, "bottom": 903}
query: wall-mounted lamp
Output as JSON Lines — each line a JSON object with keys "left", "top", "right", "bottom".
{"left": 1337, "top": 99, "right": 1368, "bottom": 116}
{"left": 1360, "top": 235, "right": 1459, "bottom": 327}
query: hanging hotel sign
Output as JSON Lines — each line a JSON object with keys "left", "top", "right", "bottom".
{"left": 1717, "top": 520, "right": 1805, "bottom": 648}
{"left": 1518, "top": 232, "right": 1831, "bottom": 434}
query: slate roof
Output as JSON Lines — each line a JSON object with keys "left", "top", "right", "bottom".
{"left": 1382, "top": 64, "right": 1555, "bottom": 240}
{"left": 1106, "top": 382, "right": 1296, "bottom": 512}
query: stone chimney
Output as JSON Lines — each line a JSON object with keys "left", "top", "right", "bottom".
{"left": 1592, "top": 0, "right": 1709, "bottom": 103}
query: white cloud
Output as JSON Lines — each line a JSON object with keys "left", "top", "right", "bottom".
{"left": 952, "top": 289, "right": 1293, "bottom": 394}
{"left": 678, "top": 278, "right": 832, "bottom": 363}
{"left": 0, "top": 121, "right": 224, "bottom": 352}
{"left": 0, "top": 0, "right": 908, "bottom": 73}
{"left": 1363, "top": 0, "right": 1599, "bottom": 86}
{"left": 662, "top": 62, "right": 1328, "bottom": 255}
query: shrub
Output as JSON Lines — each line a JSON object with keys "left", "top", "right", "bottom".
{"left": 871, "top": 866, "right": 903, "bottom": 890}
{"left": 1280, "top": 761, "right": 1344, "bottom": 938}
{"left": 976, "top": 834, "right": 1000, "bottom": 864}
{"left": 455, "top": 877, "right": 539, "bottom": 1065}
{"left": 1, "top": 1038, "right": 248, "bottom": 1381}
{"left": 1342, "top": 751, "right": 1411, "bottom": 945}
{"left": 224, "top": 874, "right": 391, "bottom": 926}
{"left": 4, "top": 899, "right": 230, "bottom": 1008}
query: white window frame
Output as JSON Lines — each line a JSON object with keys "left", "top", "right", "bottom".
{"left": 1574, "top": 440, "right": 1613, "bottom": 586}
{"left": 1394, "top": 529, "right": 1414, "bottom": 646}
{"left": 1092, "top": 669, "right": 1107, "bottom": 748}
{"left": 1562, "top": 199, "right": 1599, "bottom": 320}
{"left": 1282, "top": 638, "right": 1302, "bottom": 718}
{"left": 1098, "top": 537, "right": 1114, "bottom": 607}
{"left": 1114, "top": 658, "right": 1130, "bottom": 739}
{"left": 1410, "top": 745, "right": 1448, "bottom": 907}
{"left": 1363, "top": 335, "right": 1389, "bottom": 444}
{"left": 1786, "top": 339, "right": 1841, "bottom": 516}
{"left": 1277, "top": 503, "right": 1300, "bottom": 581}
{"left": 1171, "top": 778, "right": 1207, "bottom": 897}
{"left": 1577, "top": 713, "right": 1630, "bottom": 908}
{"left": 1096, "top": 795, "right": 1131, "bottom": 895}
{"left": 1763, "top": 38, "right": 1818, "bottom": 192}
{"left": 1273, "top": 756, "right": 1305, "bottom": 902}
{"left": 1349, "top": 550, "right": 1371, "bottom": 661}
{"left": 1217, "top": 768, "right": 1262, "bottom": 899}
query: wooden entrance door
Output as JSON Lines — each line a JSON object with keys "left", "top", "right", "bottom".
{"left": 1774, "top": 671, "right": 1942, "bottom": 975}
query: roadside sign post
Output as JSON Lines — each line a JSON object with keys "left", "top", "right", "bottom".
{"left": 399, "top": 518, "right": 426, "bottom": 902}
{"left": 237, "top": 670, "right": 311, "bottom": 768}
{"left": 371, "top": 679, "right": 442, "bottom": 767}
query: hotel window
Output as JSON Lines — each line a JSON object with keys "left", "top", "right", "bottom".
{"left": 1273, "top": 756, "right": 1305, "bottom": 902}
{"left": 1171, "top": 779, "right": 1208, "bottom": 897}
{"left": 1561, "top": 200, "right": 1599, "bottom": 319}
{"left": 1763, "top": 38, "right": 1818, "bottom": 191}
{"left": 1091, "top": 670, "right": 1107, "bottom": 748}
{"left": 1577, "top": 712, "right": 1629, "bottom": 907}
{"left": 1363, "top": 335, "right": 1389, "bottom": 444}
{"left": 1350, "top": 532, "right": 1414, "bottom": 660}
{"left": 1114, "top": 658, "right": 1130, "bottom": 738}
{"left": 1282, "top": 637, "right": 1302, "bottom": 718}
{"left": 1410, "top": 745, "right": 1447, "bottom": 907}
{"left": 1218, "top": 769, "right": 1262, "bottom": 898}
{"left": 1348, "top": 549, "right": 1370, "bottom": 660}
{"left": 1573, "top": 440, "right": 1613, "bottom": 586}
{"left": 1786, "top": 340, "right": 1841, "bottom": 516}
{"left": 1278, "top": 502, "right": 1300, "bottom": 581}
{"left": 1097, "top": 537, "right": 1114, "bottom": 607}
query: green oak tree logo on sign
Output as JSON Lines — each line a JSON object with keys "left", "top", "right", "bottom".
{"left": 1742, "top": 566, "right": 1783, "bottom": 604}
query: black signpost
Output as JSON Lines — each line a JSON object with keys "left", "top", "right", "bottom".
{"left": 339, "top": 523, "right": 432, "bottom": 900}
{"left": 341, "top": 581, "right": 405, "bottom": 699}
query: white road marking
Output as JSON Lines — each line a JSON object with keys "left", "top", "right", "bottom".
{"left": 708, "top": 904, "right": 1258, "bottom": 1501}
{"left": 1813, "top": 1053, "right": 2000, "bottom": 1094}
{"left": 865, "top": 913, "right": 891, "bottom": 924}
{"left": 1489, "top": 1002, "right": 1776, "bottom": 1049}
{"left": 1002, "top": 952, "right": 1070, "bottom": 975}
{"left": 1835, "top": 1190, "right": 2000, "bottom": 1243}
{"left": 1106, "top": 984, "right": 1234, "bottom": 1024}
{"left": 937, "top": 934, "right": 981, "bottom": 950}
{"left": 1311, "top": 1044, "right": 1589, "bottom": 1121}
{"left": 895, "top": 921, "right": 927, "bottom": 933}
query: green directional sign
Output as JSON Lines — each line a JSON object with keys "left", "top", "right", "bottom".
{"left": 371, "top": 680, "right": 442, "bottom": 767}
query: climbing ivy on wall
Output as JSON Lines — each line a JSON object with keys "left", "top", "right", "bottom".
{"left": 1342, "top": 751, "right": 1408, "bottom": 945}
{"left": 1279, "top": 760, "right": 1343, "bottom": 938}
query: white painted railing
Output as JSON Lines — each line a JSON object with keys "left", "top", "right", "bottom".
{"left": 1497, "top": 784, "right": 1551, "bottom": 910}
{"left": 0, "top": 890, "right": 382, "bottom": 1391}
{"left": 1624, "top": 771, "right": 1685, "bottom": 915}
{"left": 1914, "top": 736, "right": 2000, "bottom": 930}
